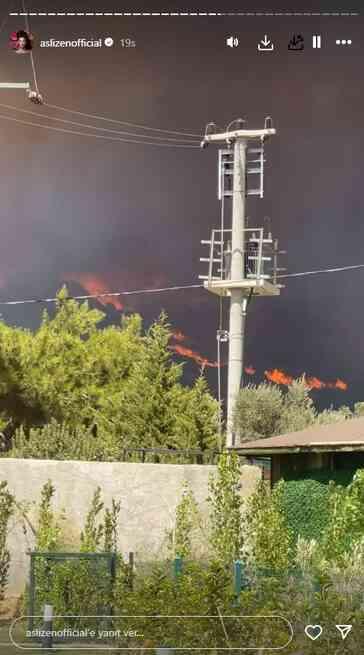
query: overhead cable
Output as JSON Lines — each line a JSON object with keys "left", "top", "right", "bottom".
{"left": 44, "top": 101, "right": 202, "bottom": 138}
{"left": 0, "top": 112, "right": 200, "bottom": 147}
{"left": 0, "top": 263, "right": 363, "bottom": 307}
{"left": 0, "top": 102, "right": 199, "bottom": 143}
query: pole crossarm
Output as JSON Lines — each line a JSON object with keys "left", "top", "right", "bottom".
{"left": 0, "top": 82, "right": 30, "bottom": 89}
{"left": 202, "top": 127, "right": 276, "bottom": 144}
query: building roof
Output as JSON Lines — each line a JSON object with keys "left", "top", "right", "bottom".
{"left": 233, "top": 416, "right": 364, "bottom": 455}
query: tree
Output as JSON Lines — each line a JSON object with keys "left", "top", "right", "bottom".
{"left": 172, "top": 374, "right": 219, "bottom": 452}
{"left": 233, "top": 383, "right": 283, "bottom": 442}
{"left": 1, "top": 291, "right": 218, "bottom": 458}
{"left": 245, "top": 480, "right": 293, "bottom": 572}
{"left": 233, "top": 377, "right": 356, "bottom": 443}
{"left": 207, "top": 452, "right": 244, "bottom": 563}
{"left": 278, "top": 377, "right": 316, "bottom": 433}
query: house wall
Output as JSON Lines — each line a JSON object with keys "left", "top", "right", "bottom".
{"left": 271, "top": 451, "right": 364, "bottom": 484}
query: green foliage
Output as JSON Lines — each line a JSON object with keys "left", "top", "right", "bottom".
{"left": 234, "top": 378, "right": 317, "bottom": 442}
{"left": 279, "top": 469, "right": 356, "bottom": 543}
{"left": 167, "top": 481, "right": 200, "bottom": 558}
{"left": 354, "top": 401, "right": 364, "bottom": 417}
{"left": 172, "top": 375, "right": 219, "bottom": 452}
{"left": 103, "top": 499, "right": 121, "bottom": 552}
{"left": 31, "top": 482, "right": 120, "bottom": 630}
{"left": 234, "top": 377, "right": 359, "bottom": 443}
{"left": 278, "top": 377, "right": 316, "bottom": 433}
{"left": 233, "top": 383, "right": 284, "bottom": 441}
{"left": 0, "top": 294, "right": 218, "bottom": 458}
{"left": 114, "top": 560, "right": 244, "bottom": 649}
{"left": 280, "top": 477, "right": 331, "bottom": 543}
{"left": 246, "top": 480, "right": 293, "bottom": 572}
{"left": 8, "top": 421, "right": 101, "bottom": 461}
{"left": 80, "top": 488, "right": 105, "bottom": 552}
{"left": 322, "top": 469, "right": 364, "bottom": 562}
{"left": 13, "top": 467, "right": 364, "bottom": 652}
{"left": 36, "top": 481, "right": 62, "bottom": 551}
{"left": 207, "top": 452, "right": 244, "bottom": 562}
{"left": 0, "top": 481, "right": 15, "bottom": 599}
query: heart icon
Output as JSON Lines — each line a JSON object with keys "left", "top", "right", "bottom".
{"left": 305, "top": 625, "right": 323, "bottom": 641}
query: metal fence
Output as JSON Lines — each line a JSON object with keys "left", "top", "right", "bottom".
{"left": 118, "top": 447, "right": 222, "bottom": 464}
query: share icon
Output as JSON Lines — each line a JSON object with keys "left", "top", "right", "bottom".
{"left": 336, "top": 624, "right": 352, "bottom": 640}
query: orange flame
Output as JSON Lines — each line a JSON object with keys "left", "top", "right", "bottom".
{"left": 265, "top": 368, "right": 294, "bottom": 386}
{"left": 265, "top": 369, "right": 348, "bottom": 391}
{"left": 335, "top": 378, "right": 348, "bottom": 391}
{"left": 327, "top": 378, "right": 348, "bottom": 391}
{"left": 244, "top": 366, "right": 256, "bottom": 375}
{"left": 63, "top": 273, "right": 123, "bottom": 310}
{"left": 171, "top": 344, "right": 219, "bottom": 368}
{"left": 305, "top": 376, "right": 325, "bottom": 390}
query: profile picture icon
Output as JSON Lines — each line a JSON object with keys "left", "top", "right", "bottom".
{"left": 9, "top": 30, "right": 33, "bottom": 54}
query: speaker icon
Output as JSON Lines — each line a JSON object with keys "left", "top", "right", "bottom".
{"left": 226, "top": 36, "right": 239, "bottom": 48}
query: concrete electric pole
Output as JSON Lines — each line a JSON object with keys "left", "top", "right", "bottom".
{"left": 200, "top": 118, "right": 282, "bottom": 448}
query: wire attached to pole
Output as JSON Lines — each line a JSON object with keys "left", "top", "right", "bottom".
{"left": 22, "top": 0, "right": 40, "bottom": 95}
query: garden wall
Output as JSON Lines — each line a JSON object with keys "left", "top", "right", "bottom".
{"left": 0, "top": 458, "right": 260, "bottom": 596}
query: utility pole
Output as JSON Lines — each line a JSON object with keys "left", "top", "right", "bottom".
{"left": 200, "top": 118, "right": 282, "bottom": 448}
{"left": 228, "top": 137, "right": 247, "bottom": 448}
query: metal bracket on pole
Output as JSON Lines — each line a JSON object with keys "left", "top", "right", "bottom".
{"left": 217, "top": 329, "right": 229, "bottom": 343}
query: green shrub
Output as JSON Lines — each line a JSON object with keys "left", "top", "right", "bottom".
{"left": 0, "top": 481, "right": 15, "bottom": 599}
{"left": 279, "top": 469, "right": 356, "bottom": 542}
{"left": 246, "top": 480, "right": 294, "bottom": 572}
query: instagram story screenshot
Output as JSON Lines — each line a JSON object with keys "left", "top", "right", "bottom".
{"left": 0, "top": 0, "right": 363, "bottom": 652}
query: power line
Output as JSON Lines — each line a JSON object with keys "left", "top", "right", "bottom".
{"left": 277, "top": 263, "right": 364, "bottom": 278}
{"left": 0, "top": 103, "right": 200, "bottom": 143}
{"left": 0, "top": 263, "right": 363, "bottom": 307}
{"left": 44, "top": 102, "right": 202, "bottom": 139}
{"left": 0, "top": 284, "right": 203, "bottom": 306}
{"left": 0, "top": 112, "right": 200, "bottom": 148}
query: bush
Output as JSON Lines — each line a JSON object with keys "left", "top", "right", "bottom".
{"left": 0, "top": 481, "right": 15, "bottom": 599}
{"left": 245, "top": 480, "right": 293, "bottom": 572}
{"left": 279, "top": 469, "right": 356, "bottom": 542}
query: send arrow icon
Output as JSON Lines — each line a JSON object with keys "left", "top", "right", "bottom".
{"left": 258, "top": 35, "right": 274, "bottom": 52}
{"left": 336, "top": 625, "right": 352, "bottom": 640}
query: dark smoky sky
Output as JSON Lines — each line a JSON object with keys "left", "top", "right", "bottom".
{"left": 0, "top": 0, "right": 363, "bottom": 408}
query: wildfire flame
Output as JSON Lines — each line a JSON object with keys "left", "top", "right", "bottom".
{"left": 171, "top": 343, "right": 219, "bottom": 368}
{"left": 59, "top": 278, "right": 349, "bottom": 393}
{"left": 265, "top": 368, "right": 293, "bottom": 386}
{"left": 264, "top": 368, "right": 348, "bottom": 391}
{"left": 169, "top": 331, "right": 220, "bottom": 368}
{"left": 63, "top": 273, "right": 123, "bottom": 311}
{"left": 327, "top": 378, "right": 348, "bottom": 391}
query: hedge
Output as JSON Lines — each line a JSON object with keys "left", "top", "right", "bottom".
{"left": 279, "top": 469, "right": 356, "bottom": 542}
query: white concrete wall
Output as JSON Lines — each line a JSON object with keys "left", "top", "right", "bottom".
{"left": 0, "top": 458, "right": 260, "bottom": 595}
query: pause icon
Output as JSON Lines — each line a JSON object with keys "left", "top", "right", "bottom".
{"left": 312, "top": 35, "right": 321, "bottom": 48}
